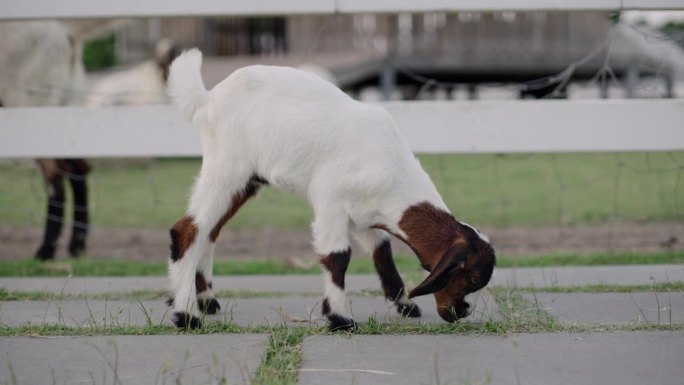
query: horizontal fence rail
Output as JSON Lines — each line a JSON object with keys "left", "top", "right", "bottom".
{"left": 1, "top": 0, "right": 684, "bottom": 20}
{"left": 1, "top": 100, "right": 682, "bottom": 158}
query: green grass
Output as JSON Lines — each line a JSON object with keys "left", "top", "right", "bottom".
{"left": 1, "top": 250, "right": 682, "bottom": 277}
{"left": 4, "top": 281, "right": 682, "bottom": 302}
{"left": 253, "top": 328, "right": 306, "bottom": 385}
{"left": 1, "top": 152, "right": 682, "bottom": 230}
{"left": 497, "top": 250, "right": 684, "bottom": 267}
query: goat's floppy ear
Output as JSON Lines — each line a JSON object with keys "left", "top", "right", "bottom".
{"left": 408, "top": 242, "right": 468, "bottom": 298}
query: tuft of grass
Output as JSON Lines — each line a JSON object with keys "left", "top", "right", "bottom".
{"left": 253, "top": 328, "right": 306, "bottom": 385}
{"left": 1, "top": 250, "right": 683, "bottom": 277}
{"left": 492, "top": 288, "right": 558, "bottom": 333}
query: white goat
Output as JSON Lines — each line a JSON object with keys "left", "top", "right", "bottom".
{"left": 88, "top": 39, "right": 177, "bottom": 107}
{"left": 166, "top": 49, "right": 496, "bottom": 330}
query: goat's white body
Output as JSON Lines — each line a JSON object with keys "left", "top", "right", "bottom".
{"left": 167, "top": 49, "right": 443, "bottom": 323}
{"left": 171, "top": 51, "right": 447, "bottom": 252}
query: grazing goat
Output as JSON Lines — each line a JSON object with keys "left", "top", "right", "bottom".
{"left": 0, "top": 21, "right": 90, "bottom": 260}
{"left": 88, "top": 39, "right": 178, "bottom": 107}
{"left": 166, "top": 49, "right": 496, "bottom": 330}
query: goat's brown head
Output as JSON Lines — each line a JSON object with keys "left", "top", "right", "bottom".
{"left": 408, "top": 223, "right": 496, "bottom": 322}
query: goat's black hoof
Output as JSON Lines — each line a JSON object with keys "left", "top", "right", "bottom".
{"left": 165, "top": 297, "right": 174, "bottom": 307}
{"left": 327, "top": 314, "right": 357, "bottom": 332}
{"left": 173, "top": 312, "right": 202, "bottom": 330}
{"left": 397, "top": 303, "right": 422, "bottom": 318}
{"left": 35, "top": 244, "right": 56, "bottom": 261}
{"left": 198, "top": 297, "right": 221, "bottom": 314}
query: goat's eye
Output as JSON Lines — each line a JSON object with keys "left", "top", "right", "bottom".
{"left": 470, "top": 275, "right": 480, "bottom": 286}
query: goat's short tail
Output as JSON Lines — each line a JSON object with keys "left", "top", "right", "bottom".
{"left": 168, "top": 48, "right": 207, "bottom": 122}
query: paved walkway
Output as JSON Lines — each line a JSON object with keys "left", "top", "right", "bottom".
{"left": 1, "top": 334, "right": 265, "bottom": 385}
{"left": 299, "top": 332, "right": 684, "bottom": 385}
{"left": 1, "top": 264, "right": 683, "bottom": 384}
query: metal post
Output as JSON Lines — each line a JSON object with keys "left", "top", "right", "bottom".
{"left": 381, "top": 62, "right": 397, "bottom": 101}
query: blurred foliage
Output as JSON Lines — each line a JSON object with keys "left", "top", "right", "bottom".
{"left": 662, "top": 22, "right": 684, "bottom": 30}
{"left": 82, "top": 33, "right": 116, "bottom": 71}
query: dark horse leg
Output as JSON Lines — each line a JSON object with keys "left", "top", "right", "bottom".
{"left": 35, "top": 159, "right": 91, "bottom": 260}
{"left": 35, "top": 160, "right": 66, "bottom": 260}
{"left": 66, "top": 159, "right": 91, "bottom": 257}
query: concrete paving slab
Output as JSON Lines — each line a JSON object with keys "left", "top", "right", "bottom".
{"left": 525, "top": 292, "right": 684, "bottom": 325}
{"left": 491, "top": 264, "right": 684, "bottom": 288}
{"left": 299, "top": 332, "right": 684, "bottom": 385}
{"left": 0, "top": 334, "right": 266, "bottom": 385}
{"left": 0, "top": 292, "right": 497, "bottom": 328}
{"left": 0, "top": 299, "right": 174, "bottom": 328}
{"left": 2, "top": 264, "right": 683, "bottom": 296}
{"left": 0, "top": 275, "right": 380, "bottom": 295}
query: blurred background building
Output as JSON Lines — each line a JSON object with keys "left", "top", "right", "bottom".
{"left": 102, "top": 11, "right": 684, "bottom": 101}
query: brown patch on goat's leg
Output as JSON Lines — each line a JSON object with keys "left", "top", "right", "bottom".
{"left": 373, "top": 239, "right": 421, "bottom": 317}
{"left": 195, "top": 271, "right": 220, "bottom": 314}
{"left": 169, "top": 216, "right": 198, "bottom": 262}
{"left": 209, "top": 175, "right": 265, "bottom": 242}
{"left": 320, "top": 248, "right": 356, "bottom": 331}
{"left": 168, "top": 216, "right": 201, "bottom": 327}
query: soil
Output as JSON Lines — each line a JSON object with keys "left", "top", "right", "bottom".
{"left": 1, "top": 222, "right": 682, "bottom": 263}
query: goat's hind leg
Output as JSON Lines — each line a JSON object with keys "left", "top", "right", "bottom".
{"left": 168, "top": 169, "right": 260, "bottom": 328}
{"left": 168, "top": 215, "right": 205, "bottom": 329}
{"left": 196, "top": 175, "right": 263, "bottom": 315}
{"left": 195, "top": 245, "right": 220, "bottom": 314}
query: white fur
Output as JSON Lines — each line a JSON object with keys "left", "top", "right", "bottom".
{"left": 323, "top": 271, "right": 349, "bottom": 317}
{"left": 167, "top": 49, "right": 449, "bottom": 320}
{"left": 460, "top": 222, "right": 490, "bottom": 243}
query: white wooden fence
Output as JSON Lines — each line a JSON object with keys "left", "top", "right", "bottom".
{"left": 2, "top": 100, "right": 683, "bottom": 158}
{"left": 2, "top": 0, "right": 683, "bottom": 19}
{"left": 1, "top": 1, "right": 683, "bottom": 158}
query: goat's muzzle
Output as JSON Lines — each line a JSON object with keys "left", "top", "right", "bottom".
{"left": 438, "top": 299, "right": 470, "bottom": 323}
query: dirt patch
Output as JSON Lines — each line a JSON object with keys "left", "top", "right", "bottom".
{"left": 1, "top": 222, "right": 681, "bottom": 263}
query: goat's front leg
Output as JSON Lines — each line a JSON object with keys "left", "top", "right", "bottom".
{"left": 320, "top": 248, "right": 354, "bottom": 330}
{"left": 372, "top": 236, "right": 421, "bottom": 317}
{"left": 195, "top": 244, "right": 220, "bottom": 314}
{"left": 355, "top": 229, "right": 421, "bottom": 318}
{"left": 313, "top": 212, "right": 355, "bottom": 331}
